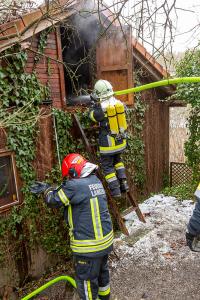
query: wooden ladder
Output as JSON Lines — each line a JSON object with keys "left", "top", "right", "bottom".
{"left": 72, "top": 113, "right": 145, "bottom": 236}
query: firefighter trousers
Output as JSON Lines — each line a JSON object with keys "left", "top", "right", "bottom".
{"left": 74, "top": 255, "right": 110, "bottom": 300}
{"left": 100, "top": 153, "right": 127, "bottom": 197}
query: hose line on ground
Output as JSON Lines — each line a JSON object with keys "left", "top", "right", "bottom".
{"left": 114, "top": 77, "right": 200, "bottom": 95}
{"left": 21, "top": 275, "right": 76, "bottom": 300}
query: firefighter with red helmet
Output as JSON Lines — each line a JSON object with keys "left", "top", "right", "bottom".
{"left": 30, "top": 153, "right": 113, "bottom": 300}
{"left": 89, "top": 79, "right": 129, "bottom": 198}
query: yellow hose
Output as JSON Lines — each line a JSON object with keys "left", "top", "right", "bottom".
{"left": 114, "top": 77, "right": 200, "bottom": 95}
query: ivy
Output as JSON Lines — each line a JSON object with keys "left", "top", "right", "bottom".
{"left": 123, "top": 98, "right": 146, "bottom": 189}
{"left": 0, "top": 47, "right": 76, "bottom": 268}
{"left": 174, "top": 50, "right": 200, "bottom": 181}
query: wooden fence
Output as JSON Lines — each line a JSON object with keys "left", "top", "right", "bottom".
{"left": 170, "top": 162, "right": 193, "bottom": 187}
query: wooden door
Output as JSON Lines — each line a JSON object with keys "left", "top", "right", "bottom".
{"left": 96, "top": 25, "right": 133, "bottom": 105}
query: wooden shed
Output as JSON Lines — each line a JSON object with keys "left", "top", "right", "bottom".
{"left": 0, "top": 0, "right": 174, "bottom": 198}
{"left": 0, "top": 1, "right": 175, "bottom": 295}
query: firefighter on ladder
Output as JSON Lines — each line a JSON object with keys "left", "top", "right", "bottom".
{"left": 89, "top": 79, "right": 129, "bottom": 199}
{"left": 30, "top": 153, "right": 113, "bottom": 300}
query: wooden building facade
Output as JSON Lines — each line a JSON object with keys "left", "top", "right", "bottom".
{"left": 0, "top": 1, "right": 174, "bottom": 295}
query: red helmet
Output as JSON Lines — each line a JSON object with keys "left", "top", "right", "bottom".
{"left": 61, "top": 153, "right": 87, "bottom": 178}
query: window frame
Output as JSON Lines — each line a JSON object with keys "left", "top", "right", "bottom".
{"left": 0, "top": 150, "right": 21, "bottom": 212}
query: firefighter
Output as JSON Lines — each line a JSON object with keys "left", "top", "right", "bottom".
{"left": 30, "top": 153, "right": 113, "bottom": 300}
{"left": 186, "top": 182, "right": 200, "bottom": 251}
{"left": 89, "top": 79, "right": 129, "bottom": 198}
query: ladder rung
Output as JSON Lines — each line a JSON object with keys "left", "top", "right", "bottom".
{"left": 121, "top": 206, "right": 137, "bottom": 218}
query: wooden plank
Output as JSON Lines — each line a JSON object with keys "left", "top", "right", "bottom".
{"left": 36, "top": 73, "right": 60, "bottom": 79}
{"left": 72, "top": 113, "right": 129, "bottom": 236}
{"left": 96, "top": 26, "right": 133, "bottom": 105}
{"left": 100, "top": 65, "right": 129, "bottom": 72}
{"left": 56, "top": 27, "right": 66, "bottom": 109}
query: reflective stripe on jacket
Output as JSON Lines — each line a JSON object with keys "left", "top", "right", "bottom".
{"left": 45, "top": 174, "right": 113, "bottom": 257}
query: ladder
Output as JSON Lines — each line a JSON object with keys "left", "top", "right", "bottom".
{"left": 72, "top": 113, "right": 145, "bottom": 236}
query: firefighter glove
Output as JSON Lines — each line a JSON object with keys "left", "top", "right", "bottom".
{"left": 186, "top": 231, "right": 196, "bottom": 251}
{"left": 30, "top": 181, "right": 50, "bottom": 195}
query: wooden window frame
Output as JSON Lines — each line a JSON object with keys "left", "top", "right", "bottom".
{"left": 0, "top": 150, "right": 21, "bottom": 213}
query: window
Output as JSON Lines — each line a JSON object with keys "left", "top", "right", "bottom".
{"left": 0, "top": 151, "right": 20, "bottom": 211}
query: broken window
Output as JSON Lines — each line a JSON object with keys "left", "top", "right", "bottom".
{"left": 0, "top": 151, "right": 20, "bottom": 211}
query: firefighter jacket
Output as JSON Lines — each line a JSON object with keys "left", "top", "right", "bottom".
{"left": 187, "top": 182, "right": 200, "bottom": 236}
{"left": 45, "top": 174, "right": 113, "bottom": 257}
{"left": 89, "top": 97, "right": 127, "bottom": 156}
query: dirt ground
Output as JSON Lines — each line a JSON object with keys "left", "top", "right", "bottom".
{"left": 31, "top": 241, "right": 200, "bottom": 300}
{"left": 21, "top": 195, "right": 200, "bottom": 300}
{"left": 110, "top": 239, "right": 200, "bottom": 300}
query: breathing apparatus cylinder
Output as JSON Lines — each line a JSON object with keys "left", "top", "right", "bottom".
{"left": 115, "top": 102, "right": 127, "bottom": 133}
{"left": 106, "top": 105, "right": 119, "bottom": 135}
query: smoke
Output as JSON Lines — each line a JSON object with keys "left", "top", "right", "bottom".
{"left": 61, "top": 0, "right": 103, "bottom": 96}
{"left": 71, "top": 1, "right": 101, "bottom": 48}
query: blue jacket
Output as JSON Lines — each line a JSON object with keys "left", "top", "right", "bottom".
{"left": 45, "top": 174, "right": 113, "bottom": 257}
{"left": 187, "top": 182, "right": 200, "bottom": 236}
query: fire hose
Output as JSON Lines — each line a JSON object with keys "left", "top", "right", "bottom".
{"left": 114, "top": 76, "right": 200, "bottom": 95}
{"left": 21, "top": 275, "right": 76, "bottom": 300}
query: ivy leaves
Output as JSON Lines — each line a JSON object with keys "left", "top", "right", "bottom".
{"left": 0, "top": 66, "right": 43, "bottom": 108}
{"left": 123, "top": 96, "right": 146, "bottom": 189}
{"left": 175, "top": 50, "right": 200, "bottom": 180}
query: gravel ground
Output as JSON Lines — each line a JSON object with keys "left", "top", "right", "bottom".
{"left": 110, "top": 239, "right": 200, "bottom": 300}
{"left": 21, "top": 195, "right": 200, "bottom": 300}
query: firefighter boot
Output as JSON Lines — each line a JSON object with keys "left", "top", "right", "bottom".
{"left": 120, "top": 179, "right": 129, "bottom": 193}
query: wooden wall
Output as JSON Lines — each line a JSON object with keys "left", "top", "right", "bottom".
{"left": 142, "top": 89, "right": 169, "bottom": 194}
{"left": 25, "top": 29, "right": 66, "bottom": 109}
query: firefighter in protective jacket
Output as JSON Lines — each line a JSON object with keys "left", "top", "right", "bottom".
{"left": 186, "top": 182, "right": 200, "bottom": 251}
{"left": 89, "top": 79, "right": 129, "bottom": 198}
{"left": 30, "top": 153, "right": 113, "bottom": 300}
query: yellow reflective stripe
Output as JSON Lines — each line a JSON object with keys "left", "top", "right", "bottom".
{"left": 58, "top": 189, "right": 69, "bottom": 206}
{"left": 105, "top": 173, "right": 116, "bottom": 180}
{"left": 108, "top": 136, "right": 115, "bottom": 147}
{"left": 71, "top": 230, "right": 113, "bottom": 246}
{"left": 115, "top": 162, "right": 124, "bottom": 168}
{"left": 91, "top": 198, "right": 98, "bottom": 239}
{"left": 87, "top": 281, "right": 92, "bottom": 300}
{"left": 68, "top": 205, "right": 74, "bottom": 240}
{"left": 71, "top": 235, "right": 113, "bottom": 253}
{"left": 99, "top": 140, "right": 126, "bottom": 153}
{"left": 84, "top": 280, "right": 92, "bottom": 300}
{"left": 95, "top": 198, "right": 103, "bottom": 239}
{"left": 98, "top": 286, "right": 110, "bottom": 296}
{"left": 89, "top": 111, "right": 97, "bottom": 122}
{"left": 111, "top": 136, "right": 115, "bottom": 147}
{"left": 90, "top": 198, "right": 103, "bottom": 239}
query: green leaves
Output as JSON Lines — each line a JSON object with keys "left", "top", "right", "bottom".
{"left": 175, "top": 50, "right": 200, "bottom": 181}
{"left": 123, "top": 95, "right": 146, "bottom": 189}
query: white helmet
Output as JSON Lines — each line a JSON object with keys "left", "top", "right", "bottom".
{"left": 93, "top": 79, "right": 114, "bottom": 100}
{"left": 80, "top": 162, "right": 98, "bottom": 178}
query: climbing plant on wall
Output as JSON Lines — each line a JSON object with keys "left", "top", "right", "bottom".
{"left": 123, "top": 96, "right": 146, "bottom": 190}
{"left": 174, "top": 50, "right": 200, "bottom": 181}
{"left": 0, "top": 45, "right": 76, "bottom": 272}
